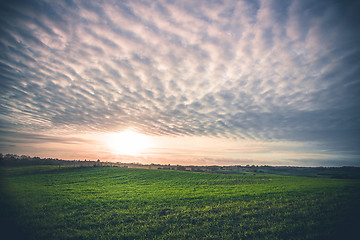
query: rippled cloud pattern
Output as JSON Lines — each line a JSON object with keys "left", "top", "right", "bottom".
{"left": 1, "top": 0, "right": 359, "bottom": 164}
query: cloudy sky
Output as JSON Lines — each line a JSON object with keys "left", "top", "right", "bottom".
{"left": 1, "top": 0, "right": 359, "bottom": 166}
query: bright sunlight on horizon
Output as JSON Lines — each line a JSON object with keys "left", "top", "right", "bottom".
{"left": 106, "top": 130, "right": 152, "bottom": 156}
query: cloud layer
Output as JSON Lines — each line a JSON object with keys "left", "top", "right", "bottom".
{"left": 0, "top": 0, "right": 359, "bottom": 164}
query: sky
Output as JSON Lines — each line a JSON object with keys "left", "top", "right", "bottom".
{"left": 0, "top": 0, "right": 360, "bottom": 167}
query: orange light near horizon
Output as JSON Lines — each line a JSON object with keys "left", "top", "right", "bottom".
{"left": 106, "top": 130, "right": 151, "bottom": 156}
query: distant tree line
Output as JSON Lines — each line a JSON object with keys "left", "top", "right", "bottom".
{"left": 1, "top": 153, "right": 359, "bottom": 179}
{"left": 0, "top": 153, "right": 105, "bottom": 168}
{"left": 0, "top": 153, "right": 64, "bottom": 166}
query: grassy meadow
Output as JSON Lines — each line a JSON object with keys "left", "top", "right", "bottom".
{"left": 1, "top": 165, "right": 360, "bottom": 239}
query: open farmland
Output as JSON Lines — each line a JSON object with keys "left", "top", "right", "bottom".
{"left": 1, "top": 166, "right": 360, "bottom": 239}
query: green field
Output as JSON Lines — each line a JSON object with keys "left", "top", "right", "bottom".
{"left": 1, "top": 166, "right": 360, "bottom": 239}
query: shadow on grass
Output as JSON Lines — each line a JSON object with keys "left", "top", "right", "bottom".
{"left": 0, "top": 192, "right": 33, "bottom": 240}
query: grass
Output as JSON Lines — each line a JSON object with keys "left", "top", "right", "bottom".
{"left": 1, "top": 166, "right": 360, "bottom": 239}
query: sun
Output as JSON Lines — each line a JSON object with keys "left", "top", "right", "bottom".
{"left": 106, "top": 130, "right": 151, "bottom": 155}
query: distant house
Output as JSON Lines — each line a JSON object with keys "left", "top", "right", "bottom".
{"left": 185, "top": 167, "right": 192, "bottom": 171}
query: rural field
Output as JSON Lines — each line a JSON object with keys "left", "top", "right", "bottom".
{"left": 1, "top": 166, "right": 360, "bottom": 239}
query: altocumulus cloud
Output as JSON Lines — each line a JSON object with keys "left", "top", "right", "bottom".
{"left": 0, "top": 0, "right": 359, "bottom": 164}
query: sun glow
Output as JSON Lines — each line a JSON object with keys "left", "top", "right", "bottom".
{"left": 106, "top": 130, "right": 151, "bottom": 155}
